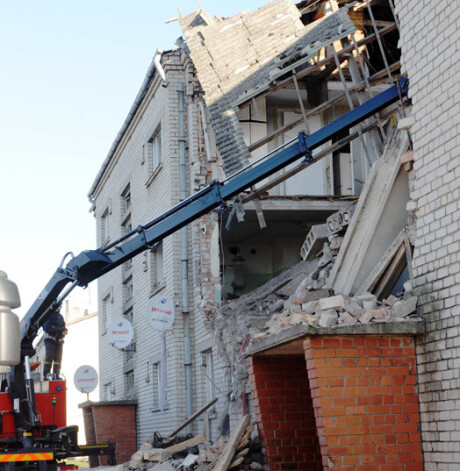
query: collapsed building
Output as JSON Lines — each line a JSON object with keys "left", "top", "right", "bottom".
{"left": 85, "top": 0, "right": 460, "bottom": 469}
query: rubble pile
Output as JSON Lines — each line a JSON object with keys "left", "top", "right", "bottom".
{"left": 255, "top": 291, "right": 419, "bottom": 339}
{"left": 108, "top": 422, "right": 261, "bottom": 471}
{"left": 212, "top": 259, "right": 317, "bottom": 405}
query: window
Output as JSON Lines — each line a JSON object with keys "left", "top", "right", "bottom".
{"left": 102, "top": 292, "right": 113, "bottom": 334}
{"left": 124, "top": 309, "right": 135, "bottom": 362}
{"left": 148, "top": 127, "right": 162, "bottom": 174}
{"left": 122, "top": 216, "right": 133, "bottom": 271}
{"left": 101, "top": 208, "right": 110, "bottom": 245}
{"left": 201, "top": 350, "right": 215, "bottom": 404}
{"left": 104, "top": 382, "right": 113, "bottom": 401}
{"left": 150, "top": 243, "right": 164, "bottom": 291}
{"left": 152, "top": 362, "right": 161, "bottom": 410}
{"left": 123, "top": 275, "right": 134, "bottom": 310}
{"left": 122, "top": 215, "right": 132, "bottom": 235}
{"left": 121, "top": 184, "right": 131, "bottom": 214}
{"left": 125, "top": 371, "right": 135, "bottom": 399}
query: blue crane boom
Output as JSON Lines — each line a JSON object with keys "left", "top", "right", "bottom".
{"left": 20, "top": 77, "right": 408, "bottom": 353}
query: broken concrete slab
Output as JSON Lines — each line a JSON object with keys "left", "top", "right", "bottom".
{"left": 328, "top": 131, "right": 411, "bottom": 296}
{"left": 300, "top": 224, "right": 329, "bottom": 261}
{"left": 318, "top": 294, "right": 346, "bottom": 311}
{"left": 391, "top": 296, "right": 418, "bottom": 318}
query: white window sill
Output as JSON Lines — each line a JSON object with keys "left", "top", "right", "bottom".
{"left": 150, "top": 282, "right": 166, "bottom": 297}
{"left": 145, "top": 163, "right": 163, "bottom": 188}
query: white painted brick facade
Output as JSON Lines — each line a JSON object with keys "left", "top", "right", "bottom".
{"left": 394, "top": 1, "right": 460, "bottom": 468}
{"left": 92, "top": 51, "right": 228, "bottom": 446}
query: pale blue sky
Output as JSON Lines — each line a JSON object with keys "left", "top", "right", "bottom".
{"left": 0, "top": 0, "right": 268, "bottom": 317}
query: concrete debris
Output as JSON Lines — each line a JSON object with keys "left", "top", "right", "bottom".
{"left": 391, "top": 296, "right": 418, "bottom": 318}
{"left": 115, "top": 422, "right": 261, "bottom": 471}
{"left": 318, "top": 294, "right": 346, "bottom": 311}
{"left": 300, "top": 223, "right": 329, "bottom": 261}
{"left": 211, "top": 258, "right": 317, "bottom": 415}
{"left": 259, "top": 291, "right": 418, "bottom": 337}
{"left": 211, "top": 200, "right": 418, "bottom": 417}
{"left": 318, "top": 310, "right": 339, "bottom": 328}
{"left": 326, "top": 205, "right": 356, "bottom": 235}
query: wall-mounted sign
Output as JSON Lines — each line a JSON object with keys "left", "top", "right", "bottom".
{"left": 108, "top": 318, "right": 134, "bottom": 349}
{"left": 74, "top": 365, "right": 98, "bottom": 393}
{"left": 145, "top": 295, "right": 175, "bottom": 331}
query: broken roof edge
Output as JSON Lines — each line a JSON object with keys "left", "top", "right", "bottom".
{"left": 87, "top": 48, "right": 175, "bottom": 202}
{"left": 246, "top": 319, "right": 425, "bottom": 357}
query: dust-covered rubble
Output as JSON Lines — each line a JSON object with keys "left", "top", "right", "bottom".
{"left": 253, "top": 291, "right": 419, "bottom": 340}
{"left": 91, "top": 422, "right": 260, "bottom": 471}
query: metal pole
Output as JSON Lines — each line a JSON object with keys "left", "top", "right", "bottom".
{"left": 331, "top": 44, "right": 373, "bottom": 167}
{"left": 365, "top": 0, "right": 394, "bottom": 84}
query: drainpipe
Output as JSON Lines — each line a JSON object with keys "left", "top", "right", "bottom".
{"left": 178, "top": 82, "right": 193, "bottom": 422}
{"left": 154, "top": 49, "right": 169, "bottom": 88}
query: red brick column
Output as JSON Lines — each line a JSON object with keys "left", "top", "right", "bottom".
{"left": 248, "top": 355, "right": 322, "bottom": 471}
{"left": 80, "top": 401, "right": 137, "bottom": 465}
{"left": 303, "top": 335, "right": 423, "bottom": 471}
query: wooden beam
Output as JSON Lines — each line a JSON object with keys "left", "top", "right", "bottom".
{"left": 237, "top": 22, "right": 397, "bottom": 111}
{"left": 374, "top": 244, "right": 406, "bottom": 299}
{"left": 167, "top": 397, "right": 218, "bottom": 438}
{"left": 165, "top": 435, "right": 205, "bottom": 453}
{"left": 213, "top": 415, "right": 251, "bottom": 471}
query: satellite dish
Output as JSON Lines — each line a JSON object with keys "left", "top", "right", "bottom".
{"left": 74, "top": 365, "right": 98, "bottom": 393}
{"left": 108, "top": 318, "right": 134, "bottom": 349}
{"left": 145, "top": 295, "right": 175, "bottom": 331}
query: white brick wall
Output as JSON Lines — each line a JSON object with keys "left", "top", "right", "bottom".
{"left": 92, "top": 50, "right": 231, "bottom": 447}
{"left": 394, "top": 1, "right": 460, "bottom": 468}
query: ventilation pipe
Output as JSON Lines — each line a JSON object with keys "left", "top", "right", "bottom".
{"left": 178, "top": 82, "right": 192, "bottom": 422}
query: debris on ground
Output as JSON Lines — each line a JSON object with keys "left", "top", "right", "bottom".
{"left": 91, "top": 417, "right": 260, "bottom": 471}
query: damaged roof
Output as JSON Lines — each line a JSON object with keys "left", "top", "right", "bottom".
{"left": 181, "top": 0, "right": 356, "bottom": 176}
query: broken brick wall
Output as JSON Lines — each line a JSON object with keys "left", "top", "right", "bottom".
{"left": 394, "top": 0, "right": 460, "bottom": 468}
{"left": 248, "top": 355, "right": 322, "bottom": 471}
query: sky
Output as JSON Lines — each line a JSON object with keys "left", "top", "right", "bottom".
{"left": 0, "top": 0, "right": 269, "bottom": 318}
